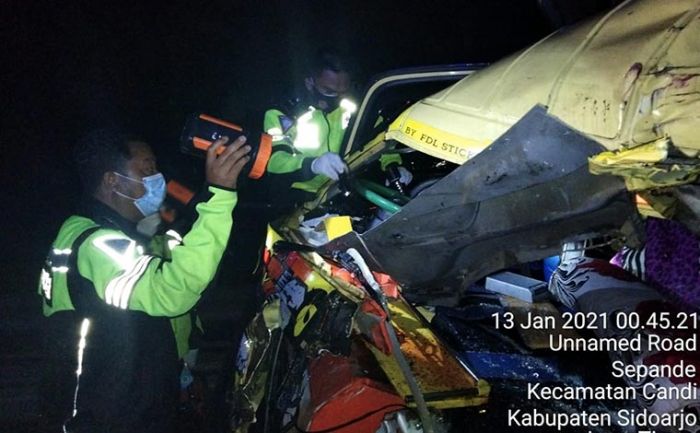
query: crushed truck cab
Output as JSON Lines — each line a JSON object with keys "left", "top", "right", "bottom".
{"left": 232, "top": 1, "right": 700, "bottom": 432}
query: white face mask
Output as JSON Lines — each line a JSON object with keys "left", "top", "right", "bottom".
{"left": 136, "top": 212, "right": 162, "bottom": 237}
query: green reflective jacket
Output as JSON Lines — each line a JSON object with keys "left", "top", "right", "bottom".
{"left": 149, "top": 228, "right": 202, "bottom": 358}
{"left": 263, "top": 105, "right": 349, "bottom": 193}
{"left": 39, "top": 186, "right": 237, "bottom": 356}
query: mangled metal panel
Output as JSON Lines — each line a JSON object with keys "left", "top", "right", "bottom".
{"left": 323, "top": 107, "right": 635, "bottom": 295}
{"left": 386, "top": 0, "right": 700, "bottom": 164}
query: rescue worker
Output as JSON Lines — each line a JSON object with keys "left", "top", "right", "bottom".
{"left": 263, "top": 49, "right": 357, "bottom": 203}
{"left": 38, "top": 128, "right": 250, "bottom": 433}
{"left": 263, "top": 49, "right": 412, "bottom": 206}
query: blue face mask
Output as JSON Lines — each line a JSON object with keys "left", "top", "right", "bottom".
{"left": 114, "top": 172, "right": 166, "bottom": 217}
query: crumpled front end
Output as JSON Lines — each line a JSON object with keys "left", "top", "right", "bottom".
{"left": 385, "top": 0, "right": 700, "bottom": 222}
{"left": 323, "top": 107, "right": 636, "bottom": 297}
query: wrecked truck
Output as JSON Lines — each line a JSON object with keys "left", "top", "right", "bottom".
{"left": 229, "top": 0, "right": 700, "bottom": 432}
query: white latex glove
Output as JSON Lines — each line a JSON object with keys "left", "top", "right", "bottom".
{"left": 311, "top": 152, "right": 348, "bottom": 181}
{"left": 397, "top": 166, "right": 413, "bottom": 185}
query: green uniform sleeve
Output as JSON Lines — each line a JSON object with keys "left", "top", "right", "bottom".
{"left": 151, "top": 230, "right": 202, "bottom": 358}
{"left": 267, "top": 147, "right": 309, "bottom": 174}
{"left": 264, "top": 109, "right": 311, "bottom": 175}
{"left": 263, "top": 109, "right": 289, "bottom": 140}
{"left": 77, "top": 186, "right": 237, "bottom": 317}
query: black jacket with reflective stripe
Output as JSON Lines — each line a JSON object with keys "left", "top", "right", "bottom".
{"left": 64, "top": 200, "right": 178, "bottom": 433}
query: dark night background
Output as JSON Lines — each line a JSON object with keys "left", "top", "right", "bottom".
{"left": 1, "top": 0, "right": 616, "bottom": 430}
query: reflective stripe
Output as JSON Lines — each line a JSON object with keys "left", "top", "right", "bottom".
{"left": 293, "top": 108, "right": 321, "bottom": 150}
{"left": 71, "top": 318, "right": 91, "bottom": 417}
{"left": 340, "top": 98, "right": 357, "bottom": 113}
{"left": 266, "top": 127, "right": 287, "bottom": 142}
{"left": 76, "top": 319, "right": 90, "bottom": 375}
{"left": 118, "top": 255, "right": 153, "bottom": 309}
{"left": 105, "top": 255, "right": 154, "bottom": 309}
{"left": 167, "top": 239, "right": 180, "bottom": 251}
{"left": 92, "top": 233, "right": 153, "bottom": 309}
{"left": 165, "top": 229, "right": 183, "bottom": 243}
{"left": 41, "top": 268, "right": 52, "bottom": 300}
{"left": 340, "top": 98, "right": 357, "bottom": 130}
{"left": 165, "top": 229, "right": 183, "bottom": 251}
{"left": 92, "top": 234, "right": 138, "bottom": 270}
{"left": 50, "top": 248, "right": 72, "bottom": 269}
{"left": 43, "top": 247, "right": 73, "bottom": 302}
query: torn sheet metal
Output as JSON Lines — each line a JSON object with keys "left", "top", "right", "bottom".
{"left": 363, "top": 296, "right": 489, "bottom": 409}
{"left": 323, "top": 107, "right": 635, "bottom": 296}
{"left": 589, "top": 138, "right": 700, "bottom": 191}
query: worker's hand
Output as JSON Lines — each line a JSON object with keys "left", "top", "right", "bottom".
{"left": 311, "top": 152, "right": 348, "bottom": 181}
{"left": 396, "top": 166, "right": 413, "bottom": 185}
{"left": 205, "top": 136, "right": 251, "bottom": 190}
